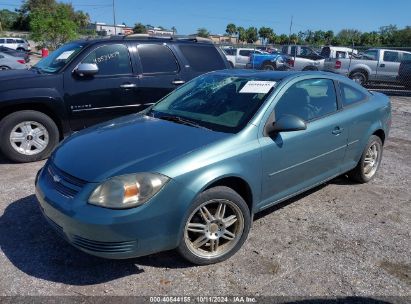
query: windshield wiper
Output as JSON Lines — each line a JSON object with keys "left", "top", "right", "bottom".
{"left": 159, "top": 115, "right": 211, "bottom": 130}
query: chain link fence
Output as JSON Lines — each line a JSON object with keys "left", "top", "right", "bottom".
{"left": 218, "top": 43, "right": 411, "bottom": 95}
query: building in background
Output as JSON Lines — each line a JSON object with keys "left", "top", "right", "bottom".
{"left": 88, "top": 23, "right": 133, "bottom": 36}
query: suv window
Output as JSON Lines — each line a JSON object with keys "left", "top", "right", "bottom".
{"left": 403, "top": 53, "right": 411, "bottom": 61}
{"left": 82, "top": 44, "right": 132, "bottom": 76}
{"left": 383, "top": 51, "right": 400, "bottom": 62}
{"left": 0, "top": 39, "right": 5, "bottom": 43}
{"left": 239, "top": 50, "right": 251, "bottom": 57}
{"left": 16, "top": 39, "right": 25, "bottom": 43}
{"left": 6, "top": 39, "right": 15, "bottom": 44}
{"left": 179, "top": 45, "right": 226, "bottom": 72}
{"left": 223, "top": 48, "right": 235, "bottom": 56}
{"left": 340, "top": 82, "right": 367, "bottom": 106}
{"left": 275, "top": 79, "right": 337, "bottom": 121}
{"left": 137, "top": 44, "right": 178, "bottom": 74}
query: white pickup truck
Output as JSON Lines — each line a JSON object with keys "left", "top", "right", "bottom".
{"left": 222, "top": 47, "right": 266, "bottom": 69}
{"left": 323, "top": 48, "right": 411, "bottom": 85}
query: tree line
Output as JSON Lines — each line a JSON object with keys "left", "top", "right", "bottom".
{"left": 0, "top": 0, "right": 90, "bottom": 49}
{"left": 210, "top": 23, "right": 411, "bottom": 47}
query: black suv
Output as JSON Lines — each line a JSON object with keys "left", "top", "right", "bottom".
{"left": 0, "top": 36, "right": 230, "bottom": 162}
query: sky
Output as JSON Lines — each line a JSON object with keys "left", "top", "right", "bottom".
{"left": 1, "top": 0, "right": 410, "bottom": 35}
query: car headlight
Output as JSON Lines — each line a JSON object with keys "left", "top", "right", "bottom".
{"left": 88, "top": 173, "right": 169, "bottom": 209}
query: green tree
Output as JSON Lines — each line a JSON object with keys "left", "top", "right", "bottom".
{"left": 289, "top": 33, "right": 298, "bottom": 44}
{"left": 197, "top": 27, "right": 210, "bottom": 38}
{"left": 15, "top": 0, "right": 55, "bottom": 30}
{"left": 258, "top": 26, "right": 274, "bottom": 45}
{"left": 336, "top": 29, "right": 362, "bottom": 46}
{"left": 277, "top": 34, "right": 289, "bottom": 45}
{"left": 246, "top": 27, "right": 258, "bottom": 43}
{"left": 392, "top": 26, "right": 411, "bottom": 47}
{"left": 379, "top": 24, "right": 397, "bottom": 45}
{"left": 133, "top": 22, "right": 146, "bottom": 33}
{"left": 225, "top": 23, "right": 237, "bottom": 37}
{"left": 0, "top": 9, "right": 19, "bottom": 30}
{"left": 324, "top": 30, "right": 334, "bottom": 44}
{"left": 237, "top": 26, "right": 246, "bottom": 43}
{"left": 30, "top": 3, "right": 78, "bottom": 49}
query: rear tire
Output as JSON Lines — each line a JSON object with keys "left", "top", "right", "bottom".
{"left": 178, "top": 186, "right": 251, "bottom": 265}
{"left": 262, "top": 62, "right": 276, "bottom": 70}
{"left": 348, "top": 135, "right": 383, "bottom": 183}
{"left": 349, "top": 71, "right": 367, "bottom": 86}
{"left": 0, "top": 110, "right": 60, "bottom": 163}
{"left": 0, "top": 66, "right": 11, "bottom": 70}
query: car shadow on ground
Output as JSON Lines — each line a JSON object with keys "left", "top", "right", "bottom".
{"left": 0, "top": 194, "right": 192, "bottom": 286}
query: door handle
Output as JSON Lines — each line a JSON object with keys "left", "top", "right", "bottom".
{"left": 120, "top": 83, "right": 137, "bottom": 88}
{"left": 332, "top": 127, "right": 343, "bottom": 135}
{"left": 172, "top": 80, "right": 185, "bottom": 85}
{"left": 380, "top": 63, "right": 385, "bottom": 68}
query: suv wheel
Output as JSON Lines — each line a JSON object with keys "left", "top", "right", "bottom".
{"left": 0, "top": 66, "right": 10, "bottom": 70}
{"left": 262, "top": 62, "right": 275, "bottom": 70}
{"left": 178, "top": 186, "right": 251, "bottom": 265}
{"left": 0, "top": 110, "right": 59, "bottom": 163}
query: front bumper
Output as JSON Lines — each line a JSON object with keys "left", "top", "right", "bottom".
{"left": 35, "top": 165, "right": 194, "bottom": 259}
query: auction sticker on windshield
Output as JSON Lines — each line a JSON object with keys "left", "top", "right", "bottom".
{"left": 239, "top": 81, "right": 276, "bottom": 94}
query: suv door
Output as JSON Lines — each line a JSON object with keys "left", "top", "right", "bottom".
{"left": 258, "top": 78, "right": 348, "bottom": 208}
{"left": 6, "top": 38, "right": 17, "bottom": 50}
{"left": 132, "top": 43, "right": 184, "bottom": 106}
{"left": 377, "top": 50, "right": 401, "bottom": 83}
{"left": 64, "top": 43, "right": 141, "bottom": 129}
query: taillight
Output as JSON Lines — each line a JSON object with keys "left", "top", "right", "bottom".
{"left": 335, "top": 60, "right": 342, "bottom": 69}
{"left": 287, "top": 59, "right": 294, "bottom": 67}
{"left": 17, "top": 59, "right": 25, "bottom": 64}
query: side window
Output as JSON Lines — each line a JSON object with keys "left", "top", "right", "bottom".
{"left": 300, "top": 47, "right": 313, "bottom": 56}
{"left": 0, "top": 39, "right": 5, "bottom": 43}
{"left": 290, "top": 46, "right": 297, "bottom": 56}
{"left": 363, "top": 50, "right": 378, "bottom": 60}
{"left": 275, "top": 79, "right": 337, "bottom": 122}
{"left": 336, "top": 51, "right": 347, "bottom": 59}
{"left": 402, "top": 53, "right": 411, "bottom": 61}
{"left": 16, "top": 39, "right": 25, "bottom": 43}
{"left": 137, "top": 44, "right": 178, "bottom": 74}
{"left": 340, "top": 82, "right": 367, "bottom": 106}
{"left": 179, "top": 45, "right": 226, "bottom": 72}
{"left": 383, "top": 51, "right": 400, "bottom": 62}
{"left": 281, "top": 46, "right": 288, "bottom": 54}
{"left": 6, "top": 39, "right": 15, "bottom": 44}
{"left": 239, "top": 50, "right": 251, "bottom": 57}
{"left": 82, "top": 44, "right": 132, "bottom": 76}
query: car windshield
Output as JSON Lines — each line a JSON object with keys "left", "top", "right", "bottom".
{"left": 33, "top": 42, "right": 85, "bottom": 73}
{"left": 148, "top": 74, "right": 278, "bottom": 133}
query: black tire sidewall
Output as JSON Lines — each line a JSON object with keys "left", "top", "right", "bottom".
{"left": 350, "top": 71, "right": 367, "bottom": 85}
{"left": 263, "top": 63, "right": 275, "bottom": 70}
{"left": 0, "top": 110, "right": 59, "bottom": 163}
{"left": 177, "top": 186, "right": 251, "bottom": 265}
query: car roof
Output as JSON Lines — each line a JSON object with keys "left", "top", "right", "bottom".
{"left": 73, "top": 35, "right": 214, "bottom": 46}
{"left": 211, "top": 69, "right": 343, "bottom": 81}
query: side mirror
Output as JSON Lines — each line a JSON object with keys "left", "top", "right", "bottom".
{"left": 75, "top": 63, "right": 99, "bottom": 77}
{"left": 266, "top": 114, "right": 307, "bottom": 135}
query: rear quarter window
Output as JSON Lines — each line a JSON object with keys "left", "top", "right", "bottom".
{"left": 179, "top": 45, "right": 227, "bottom": 72}
{"left": 340, "top": 82, "right": 367, "bottom": 106}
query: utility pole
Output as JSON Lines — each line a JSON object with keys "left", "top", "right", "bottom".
{"left": 288, "top": 15, "right": 293, "bottom": 44}
{"left": 112, "top": 0, "right": 117, "bottom": 35}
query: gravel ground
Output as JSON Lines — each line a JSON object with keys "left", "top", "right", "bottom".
{"left": 0, "top": 95, "right": 409, "bottom": 300}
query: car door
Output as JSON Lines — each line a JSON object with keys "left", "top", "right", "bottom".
{"left": 376, "top": 50, "right": 401, "bottom": 83}
{"left": 64, "top": 43, "right": 141, "bottom": 129}
{"left": 258, "top": 78, "right": 348, "bottom": 209}
{"left": 6, "top": 38, "right": 17, "bottom": 50}
{"left": 131, "top": 43, "right": 185, "bottom": 106}
{"left": 236, "top": 49, "right": 251, "bottom": 68}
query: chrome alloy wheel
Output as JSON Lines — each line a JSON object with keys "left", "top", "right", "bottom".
{"left": 363, "top": 143, "right": 380, "bottom": 178}
{"left": 9, "top": 121, "right": 49, "bottom": 155}
{"left": 184, "top": 199, "right": 245, "bottom": 259}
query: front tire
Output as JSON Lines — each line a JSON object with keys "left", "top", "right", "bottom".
{"left": 262, "top": 62, "right": 276, "bottom": 70}
{"left": 348, "top": 135, "right": 383, "bottom": 183}
{"left": 0, "top": 110, "right": 60, "bottom": 163}
{"left": 0, "top": 66, "right": 11, "bottom": 70}
{"left": 178, "top": 186, "right": 251, "bottom": 265}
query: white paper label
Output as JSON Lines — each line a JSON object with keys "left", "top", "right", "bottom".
{"left": 239, "top": 81, "right": 276, "bottom": 94}
{"left": 56, "top": 50, "right": 75, "bottom": 60}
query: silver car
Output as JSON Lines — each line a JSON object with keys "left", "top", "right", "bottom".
{"left": 0, "top": 52, "right": 28, "bottom": 70}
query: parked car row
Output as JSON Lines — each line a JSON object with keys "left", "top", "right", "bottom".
{"left": 222, "top": 45, "right": 411, "bottom": 89}
{"left": 0, "top": 37, "right": 31, "bottom": 52}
